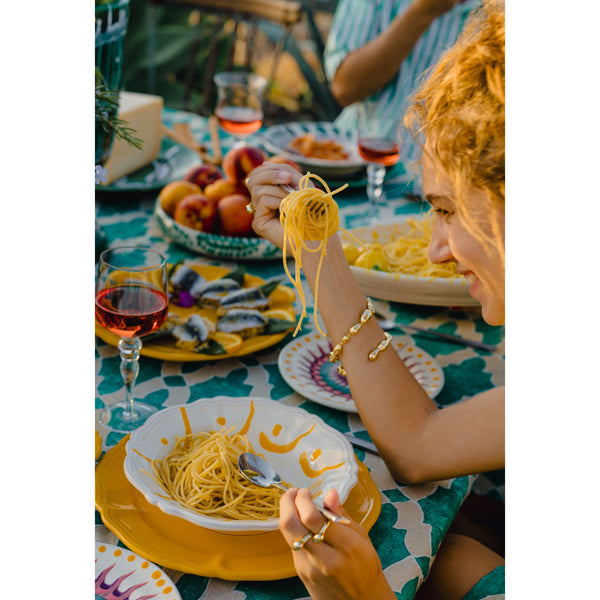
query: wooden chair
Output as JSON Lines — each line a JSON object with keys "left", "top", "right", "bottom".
{"left": 147, "top": 0, "right": 340, "bottom": 120}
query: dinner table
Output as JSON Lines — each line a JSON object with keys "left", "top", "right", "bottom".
{"left": 95, "top": 108, "right": 505, "bottom": 600}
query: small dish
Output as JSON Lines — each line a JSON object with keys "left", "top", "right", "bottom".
{"left": 154, "top": 198, "right": 283, "bottom": 260}
{"left": 261, "top": 121, "right": 366, "bottom": 179}
{"left": 278, "top": 333, "right": 444, "bottom": 413}
{"left": 95, "top": 542, "right": 181, "bottom": 600}
{"left": 96, "top": 435, "right": 381, "bottom": 580}
{"left": 124, "top": 396, "right": 359, "bottom": 532}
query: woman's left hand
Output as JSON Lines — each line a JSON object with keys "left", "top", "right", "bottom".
{"left": 279, "top": 488, "right": 396, "bottom": 600}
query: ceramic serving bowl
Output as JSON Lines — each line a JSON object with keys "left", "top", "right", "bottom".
{"left": 124, "top": 396, "right": 358, "bottom": 532}
{"left": 154, "top": 199, "right": 283, "bottom": 260}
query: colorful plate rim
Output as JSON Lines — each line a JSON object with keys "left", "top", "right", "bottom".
{"left": 95, "top": 435, "right": 382, "bottom": 581}
{"left": 95, "top": 264, "right": 296, "bottom": 362}
{"left": 95, "top": 542, "right": 182, "bottom": 600}
{"left": 277, "top": 332, "right": 445, "bottom": 413}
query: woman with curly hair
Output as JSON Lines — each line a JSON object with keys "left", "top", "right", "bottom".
{"left": 245, "top": 1, "right": 505, "bottom": 597}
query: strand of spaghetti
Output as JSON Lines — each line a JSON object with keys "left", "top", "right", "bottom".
{"left": 146, "top": 429, "right": 283, "bottom": 520}
{"left": 279, "top": 172, "right": 363, "bottom": 336}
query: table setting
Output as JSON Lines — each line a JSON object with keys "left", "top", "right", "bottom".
{"left": 95, "top": 92, "right": 505, "bottom": 599}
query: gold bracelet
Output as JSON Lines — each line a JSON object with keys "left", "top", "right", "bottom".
{"left": 328, "top": 298, "right": 374, "bottom": 376}
{"left": 368, "top": 332, "right": 393, "bottom": 362}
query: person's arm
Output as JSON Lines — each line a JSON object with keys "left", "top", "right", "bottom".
{"left": 246, "top": 164, "right": 504, "bottom": 484}
{"left": 331, "top": 0, "right": 464, "bottom": 106}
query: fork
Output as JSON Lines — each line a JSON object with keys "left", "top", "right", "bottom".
{"left": 375, "top": 314, "right": 497, "bottom": 352}
{"left": 280, "top": 183, "right": 326, "bottom": 218}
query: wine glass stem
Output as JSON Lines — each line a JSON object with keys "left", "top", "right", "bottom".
{"left": 118, "top": 337, "right": 142, "bottom": 420}
{"left": 366, "top": 163, "right": 386, "bottom": 221}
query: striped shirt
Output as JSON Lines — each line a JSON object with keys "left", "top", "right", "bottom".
{"left": 324, "top": 0, "right": 480, "bottom": 167}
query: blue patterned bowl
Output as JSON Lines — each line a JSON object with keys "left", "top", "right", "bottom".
{"left": 154, "top": 198, "right": 283, "bottom": 260}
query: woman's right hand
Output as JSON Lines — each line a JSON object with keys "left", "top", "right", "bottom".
{"left": 245, "top": 162, "right": 304, "bottom": 249}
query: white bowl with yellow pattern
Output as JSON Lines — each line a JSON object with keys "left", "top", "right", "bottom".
{"left": 124, "top": 396, "right": 358, "bottom": 532}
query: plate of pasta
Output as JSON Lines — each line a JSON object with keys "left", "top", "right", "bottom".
{"left": 342, "top": 216, "right": 480, "bottom": 307}
{"left": 95, "top": 264, "right": 297, "bottom": 361}
{"left": 278, "top": 332, "right": 444, "bottom": 413}
{"left": 261, "top": 121, "right": 366, "bottom": 179}
{"left": 124, "top": 396, "right": 359, "bottom": 533}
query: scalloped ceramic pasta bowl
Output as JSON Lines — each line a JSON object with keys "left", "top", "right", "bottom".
{"left": 124, "top": 396, "right": 359, "bottom": 533}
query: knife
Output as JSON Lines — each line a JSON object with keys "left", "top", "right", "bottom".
{"left": 345, "top": 433, "right": 380, "bottom": 455}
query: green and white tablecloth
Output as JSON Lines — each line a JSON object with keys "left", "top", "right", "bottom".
{"left": 95, "top": 111, "right": 505, "bottom": 600}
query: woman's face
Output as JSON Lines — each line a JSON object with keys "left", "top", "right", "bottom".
{"left": 422, "top": 153, "right": 505, "bottom": 326}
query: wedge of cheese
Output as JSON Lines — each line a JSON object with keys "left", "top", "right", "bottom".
{"left": 102, "top": 92, "right": 163, "bottom": 184}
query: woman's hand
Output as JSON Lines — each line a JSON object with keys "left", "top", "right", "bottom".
{"left": 279, "top": 488, "right": 396, "bottom": 600}
{"left": 245, "top": 162, "right": 304, "bottom": 249}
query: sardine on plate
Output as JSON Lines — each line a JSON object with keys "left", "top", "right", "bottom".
{"left": 171, "top": 314, "right": 216, "bottom": 351}
{"left": 169, "top": 264, "right": 206, "bottom": 297}
{"left": 216, "top": 308, "right": 268, "bottom": 339}
{"left": 217, "top": 286, "right": 269, "bottom": 314}
{"left": 197, "top": 278, "right": 242, "bottom": 306}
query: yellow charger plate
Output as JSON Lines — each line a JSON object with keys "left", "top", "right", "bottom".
{"left": 95, "top": 264, "right": 296, "bottom": 362}
{"left": 95, "top": 436, "right": 382, "bottom": 581}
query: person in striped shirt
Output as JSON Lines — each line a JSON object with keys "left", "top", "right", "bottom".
{"left": 324, "top": 0, "right": 480, "bottom": 171}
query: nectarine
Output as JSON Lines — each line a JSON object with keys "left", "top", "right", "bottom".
{"left": 222, "top": 146, "right": 266, "bottom": 182}
{"left": 173, "top": 193, "right": 219, "bottom": 233}
{"left": 184, "top": 164, "right": 224, "bottom": 190}
{"left": 268, "top": 155, "right": 303, "bottom": 173}
{"left": 217, "top": 194, "right": 255, "bottom": 237}
{"left": 159, "top": 180, "right": 202, "bottom": 217}
{"left": 204, "top": 178, "right": 238, "bottom": 202}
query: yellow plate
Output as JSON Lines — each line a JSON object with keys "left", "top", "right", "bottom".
{"left": 95, "top": 265, "right": 296, "bottom": 362}
{"left": 95, "top": 436, "right": 382, "bottom": 581}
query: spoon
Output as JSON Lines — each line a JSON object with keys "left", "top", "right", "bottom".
{"left": 238, "top": 452, "right": 350, "bottom": 524}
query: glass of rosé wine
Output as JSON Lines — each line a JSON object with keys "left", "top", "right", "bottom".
{"left": 214, "top": 72, "right": 267, "bottom": 148}
{"left": 357, "top": 101, "right": 400, "bottom": 224}
{"left": 95, "top": 246, "right": 168, "bottom": 432}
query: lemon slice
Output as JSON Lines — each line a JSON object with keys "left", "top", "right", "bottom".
{"left": 212, "top": 331, "right": 244, "bottom": 354}
{"left": 95, "top": 430, "right": 102, "bottom": 461}
{"left": 263, "top": 308, "right": 295, "bottom": 321}
{"left": 268, "top": 285, "right": 296, "bottom": 306}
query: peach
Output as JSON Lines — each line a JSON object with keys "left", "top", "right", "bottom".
{"left": 268, "top": 154, "right": 303, "bottom": 173}
{"left": 184, "top": 164, "right": 224, "bottom": 190}
{"left": 217, "top": 194, "right": 255, "bottom": 237}
{"left": 222, "top": 146, "right": 266, "bottom": 182}
{"left": 204, "top": 178, "right": 238, "bottom": 202}
{"left": 173, "top": 193, "right": 219, "bottom": 233}
{"left": 159, "top": 180, "right": 202, "bottom": 217}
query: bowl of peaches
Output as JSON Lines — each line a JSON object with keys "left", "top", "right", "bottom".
{"left": 154, "top": 146, "right": 300, "bottom": 260}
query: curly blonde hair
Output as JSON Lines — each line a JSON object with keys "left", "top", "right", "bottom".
{"left": 405, "top": 0, "right": 505, "bottom": 260}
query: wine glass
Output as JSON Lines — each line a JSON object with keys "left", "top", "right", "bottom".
{"left": 95, "top": 246, "right": 168, "bottom": 432}
{"left": 214, "top": 72, "right": 267, "bottom": 148}
{"left": 357, "top": 101, "right": 401, "bottom": 224}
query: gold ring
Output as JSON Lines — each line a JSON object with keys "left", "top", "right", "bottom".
{"left": 244, "top": 176, "right": 250, "bottom": 187}
{"left": 292, "top": 532, "right": 313, "bottom": 551}
{"left": 312, "top": 519, "right": 332, "bottom": 544}
{"left": 245, "top": 202, "right": 256, "bottom": 214}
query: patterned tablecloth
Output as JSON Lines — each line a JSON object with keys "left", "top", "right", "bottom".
{"left": 95, "top": 111, "right": 505, "bottom": 600}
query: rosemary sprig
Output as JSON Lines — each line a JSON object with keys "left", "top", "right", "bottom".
{"left": 95, "top": 68, "right": 143, "bottom": 150}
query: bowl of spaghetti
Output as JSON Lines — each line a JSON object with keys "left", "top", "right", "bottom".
{"left": 124, "top": 396, "right": 359, "bottom": 532}
{"left": 342, "top": 215, "right": 481, "bottom": 307}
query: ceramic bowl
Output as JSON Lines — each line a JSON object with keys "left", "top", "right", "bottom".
{"left": 124, "top": 396, "right": 358, "bottom": 532}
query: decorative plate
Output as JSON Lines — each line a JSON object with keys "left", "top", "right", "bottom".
{"left": 124, "top": 396, "right": 359, "bottom": 532}
{"left": 95, "top": 264, "right": 296, "bottom": 362}
{"left": 346, "top": 220, "right": 480, "bottom": 307}
{"left": 154, "top": 198, "right": 283, "bottom": 260}
{"left": 95, "top": 435, "right": 381, "bottom": 581}
{"left": 95, "top": 542, "right": 181, "bottom": 600}
{"left": 278, "top": 332, "right": 444, "bottom": 413}
{"left": 261, "top": 121, "right": 366, "bottom": 179}
{"left": 97, "top": 138, "right": 200, "bottom": 193}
